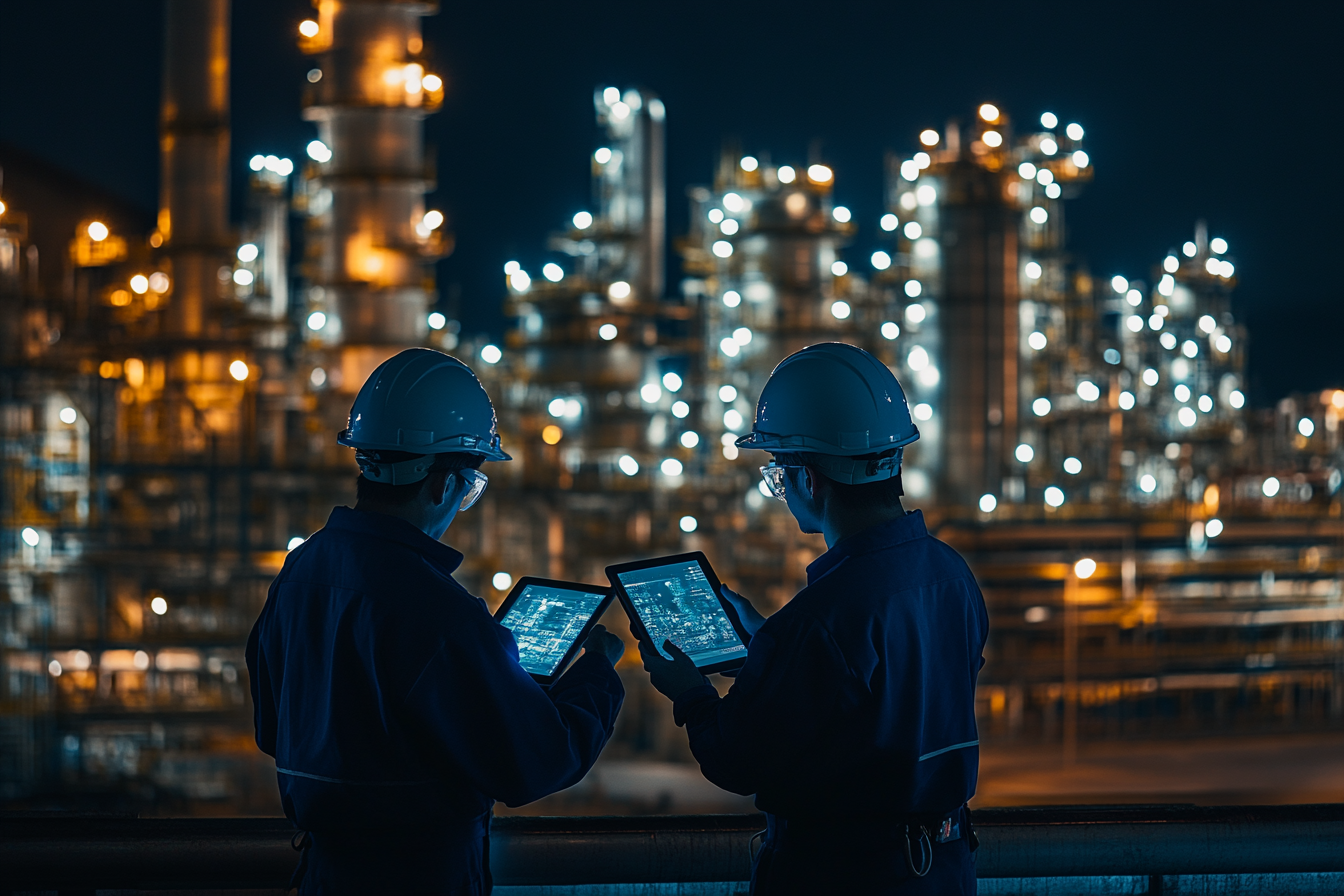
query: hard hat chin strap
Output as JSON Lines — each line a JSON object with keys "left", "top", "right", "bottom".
{"left": 355, "top": 451, "right": 434, "bottom": 486}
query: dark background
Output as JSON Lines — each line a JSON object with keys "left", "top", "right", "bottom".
{"left": 1, "top": 0, "right": 1338, "bottom": 404}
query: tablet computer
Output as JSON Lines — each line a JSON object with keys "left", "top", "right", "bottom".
{"left": 606, "top": 552, "right": 750, "bottom": 674}
{"left": 493, "top": 577, "right": 615, "bottom": 686}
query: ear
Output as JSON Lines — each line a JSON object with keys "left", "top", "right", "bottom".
{"left": 802, "top": 465, "right": 818, "bottom": 500}
{"left": 424, "top": 469, "right": 453, "bottom": 506}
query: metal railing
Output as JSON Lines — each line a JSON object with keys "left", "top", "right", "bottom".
{"left": 3, "top": 805, "right": 1343, "bottom": 893}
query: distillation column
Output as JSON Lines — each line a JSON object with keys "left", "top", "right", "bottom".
{"left": 300, "top": 1, "right": 443, "bottom": 384}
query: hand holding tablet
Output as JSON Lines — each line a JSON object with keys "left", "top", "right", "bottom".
{"left": 493, "top": 578, "right": 615, "bottom": 686}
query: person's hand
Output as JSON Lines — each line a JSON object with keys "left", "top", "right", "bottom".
{"left": 639, "top": 637, "right": 708, "bottom": 700}
{"left": 720, "top": 584, "right": 766, "bottom": 637}
{"left": 583, "top": 624, "right": 626, "bottom": 666}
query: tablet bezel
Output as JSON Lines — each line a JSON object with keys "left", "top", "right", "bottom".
{"left": 605, "top": 551, "right": 751, "bottom": 675}
{"left": 493, "top": 577, "right": 615, "bottom": 686}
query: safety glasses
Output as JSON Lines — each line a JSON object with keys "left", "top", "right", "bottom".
{"left": 758, "top": 463, "right": 801, "bottom": 502}
{"left": 458, "top": 469, "right": 489, "bottom": 511}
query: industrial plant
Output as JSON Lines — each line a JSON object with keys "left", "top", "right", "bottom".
{"left": 0, "top": 0, "right": 1340, "bottom": 817}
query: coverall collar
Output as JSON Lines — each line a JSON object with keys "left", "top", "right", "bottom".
{"left": 324, "top": 505, "right": 465, "bottom": 573}
{"left": 805, "top": 509, "right": 928, "bottom": 585}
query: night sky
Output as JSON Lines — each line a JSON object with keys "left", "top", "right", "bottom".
{"left": 1, "top": 1, "right": 1339, "bottom": 404}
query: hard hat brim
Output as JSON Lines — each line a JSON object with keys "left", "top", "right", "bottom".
{"left": 735, "top": 427, "right": 919, "bottom": 456}
{"left": 337, "top": 429, "right": 512, "bottom": 462}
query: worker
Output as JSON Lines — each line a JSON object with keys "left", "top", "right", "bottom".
{"left": 640, "top": 342, "right": 988, "bottom": 894}
{"left": 247, "top": 348, "right": 625, "bottom": 895}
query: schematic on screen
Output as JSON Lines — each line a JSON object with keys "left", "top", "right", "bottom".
{"left": 499, "top": 586, "right": 607, "bottom": 676}
{"left": 617, "top": 561, "right": 748, "bottom": 665}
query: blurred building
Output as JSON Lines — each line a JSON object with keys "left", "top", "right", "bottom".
{"left": 0, "top": 3, "right": 1339, "bottom": 814}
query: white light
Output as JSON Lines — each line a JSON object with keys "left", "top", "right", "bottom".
{"left": 1015, "top": 443, "right": 1035, "bottom": 463}
{"left": 830, "top": 300, "right": 851, "bottom": 320}
{"left": 740, "top": 156, "right": 759, "bottom": 172}
{"left": 907, "top": 346, "right": 930, "bottom": 371}
{"left": 1183, "top": 241, "right": 1198, "bottom": 257}
{"left": 678, "top": 515, "right": 698, "bottom": 533}
{"left": 1205, "top": 257, "right": 1221, "bottom": 275}
{"left": 982, "top": 130, "right": 1003, "bottom": 148}
{"left": 249, "top": 155, "right": 265, "bottom": 171}
{"left": 680, "top": 430, "right": 699, "bottom": 447}
{"left": 1198, "top": 394, "right": 1214, "bottom": 413}
{"left": 913, "top": 402, "right": 933, "bottom": 421}
{"left": 1139, "top": 474, "right": 1157, "bottom": 493}
{"left": 720, "top": 337, "right": 740, "bottom": 357}
{"left": 237, "top": 243, "right": 259, "bottom": 262}
{"left": 288, "top": 536, "right": 306, "bottom": 551}
{"left": 658, "top": 372, "right": 682, "bottom": 393}
{"left": 1065, "top": 122, "right": 1084, "bottom": 140}
{"left": 310, "top": 367, "right": 327, "bottom": 388}
{"left": 1041, "top": 112, "right": 1058, "bottom": 128}
{"left": 1142, "top": 368, "right": 1159, "bottom": 387}
{"left": 720, "top": 219, "right": 740, "bottom": 235}
{"left": 1029, "top": 207, "right": 1048, "bottom": 224}
{"left": 903, "top": 221, "right": 923, "bottom": 239}
{"left": 1077, "top": 381, "right": 1100, "bottom": 402}
{"left": 548, "top": 398, "right": 566, "bottom": 417}
{"left": 618, "top": 455, "right": 640, "bottom": 476}
{"left": 723, "top": 409, "right": 744, "bottom": 431}
{"left": 904, "top": 280, "right": 923, "bottom": 299}
{"left": 1175, "top": 384, "right": 1191, "bottom": 402}
{"left": 1064, "top": 457, "right": 1082, "bottom": 475}
{"left": 979, "top": 494, "right": 998, "bottom": 513}
{"left": 1025, "top": 261, "right": 1042, "bottom": 280}
{"left": 1074, "top": 557, "right": 1096, "bottom": 579}
{"left": 1229, "top": 389, "right": 1245, "bottom": 408}
{"left": 1119, "top": 391, "right": 1135, "bottom": 410}
{"left": 733, "top": 327, "right": 753, "bottom": 345}
{"left": 1036, "top": 168, "right": 1055, "bottom": 186}
{"left": 1299, "top": 417, "right": 1316, "bottom": 437}
{"left": 918, "top": 366, "right": 940, "bottom": 387}
{"left": 151, "top": 596, "right": 168, "bottom": 615}
{"left": 1018, "top": 162, "right": 1038, "bottom": 179}
{"left": 1110, "top": 275, "right": 1128, "bottom": 294}
{"left": 1162, "top": 256, "right": 1179, "bottom": 274}
{"left": 979, "top": 103, "right": 1000, "bottom": 122}
{"left": 1215, "top": 334, "right": 1232, "bottom": 353}
{"left": 1219, "top": 260, "right": 1235, "bottom": 278}
{"left": 306, "top": 140, "right": 332, "bottom": 162}
{"left": 920, "top": 129, "right": 940, "bottom": 146}
{"left": 425, "top": 311, "right": 446, "bottom": 331}
{"left": 1206, "top": 518, "right": 1224, "bottom": 538}
{"left": 59, "top": 406, "right": 78, "bottom": 424}
{"left": 807, "top": 164, "right": 833, "bottom": 183}
{"left": 1197, "top": 314, "right": 1217, "bottom": 333}
{"left": 881, "top": 321, "right": 900, "bottom": 340}
{"left": 492, "top": 572, "right": 513, "bottom": 591}
{"left": 1040, "top": 137, "right": 1058, "bottom": 156}
{"left": 1262, "top": 477, "right": 1280, "bottom": 498}
{"left": 504, "top": 260, "right": 521, "bottom": 275}
{"left": 916, "top": 185, "right": 937, "bottom": 206}
{"left": 21, "top": 526, "right": 40, "bottom": 547}
{"left": 1032, "top": 397, "right": 1051, "bottom": 417}
{"left": 661, "top": 458, "right": 684, "bottom": 477}
{"left": 607, "top": 281, "right": 631, "bottom": 301}
{"left": 1028, "top": 331, "right": 1048, "bottom": 350}
{"left": 306, "top": 311, "right": 327, "bottom": 331}
{"left": 598, "top": 323, "right": 618, "bottom": 341}
{"left": 594, "top": 147, "right": 612, "bottom": 164}
{"left": 777, "top": 165, "right": 796, "bottom": 184}
{"left": 563, "top": 399, "right": 581, "bottom": 419}
{"left": 871, "top": 251, "right": 892, "bottom": 270}
{"left": 611, "top": 101, "right": 631, "bottom": 119}
{"left": 914, "top": 152, "right": 931, "bottom": 169}
{"left": 757, "top": 480, "right": 773, "bottom": 498}
{"left": 1178, "top": 407, "right": 1197, "bottom": 427}
{"left": 900, "top": 192, "right": 918, "bottom": 210}
{"left": 718, "top": 385, "right": 737, "bottom": 402}
{"left": 543, "top": 263, "right": 564, "bottom": 282}
{"left": 722, "top": 290, "right": 741, "bottom": 308}
{"left": 712, "top": 240, "right": 733, "bottom": 258}
{"left": 831, "top": 261, "right": 849, "bottom": 277}
{"left": 422, "top": 210, "right": 444, "bottom": 231}
{"left": 480, "top": 344, "right": 502, "bottom": 364}
{"left": 880, "top": 213, "right": 898, "bottom": 232}
{"left": 1072, "top": 150, "right": 1089, "bottom": 168}
{"left": 277, "top": 156, "right": 295, "bottom": 177}
{"left": 1182, "top": 340, "right": 1199, "bottom": 358}
{"left": 1044, "top": 486, "right": 1065, "bottom": 507}
{"left": 233, "top": 269, "right": 254, "bottom": 286}
{"left": 1149, "top": 314, "right": 1164, "bottom": 331}
{"left": 48, "top": 660, "right": 61, "bottom": 677}
{"left": 672, "top": 401, "right": 690, "bottom": 419}
{"left": 723, "top": 192, "right": 744, "bottom": 213}
{"left": 510, "top": 270, "right": 532, "bottom": 292}
{"left": 1158, "top": 275, "right": 1174, "bottom": 297}
{"left": 573, "top": 211, "right": 593, "bottom": 229}
{"left": 1043, "top": 183, "right": 1060, "bottom": 199}
{"left": 832, "top": 206, "right": 852, "bottom": 223}
{"left": 1210, "top": 237, "right": 1228, "bottom": 254}
{"left": 1125, "top": 315, "right": 1144, "bottom": 333}
{"left": 641, "top": 383, "right": 663, "bottom": 403}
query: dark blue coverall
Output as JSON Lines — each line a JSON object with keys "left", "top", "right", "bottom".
{"left": 673, "top": 511, "right": 989, "bottom": 894}
{"left": 246, "top": 507, "right": 624, "bottom": 895}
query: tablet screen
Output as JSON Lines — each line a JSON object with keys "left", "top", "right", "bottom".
{"left": 615, "top": 560, "right": 748, "bottom": 666}
{"left": 499, "top": 584, "right": 608, "bottom": 676}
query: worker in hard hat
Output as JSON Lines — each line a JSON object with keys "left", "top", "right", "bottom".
{"left": 640, "top": 343, "right": 988, "bottom": 895}
{"left": 246, "top": 348, "right": 625, "bottom": 895}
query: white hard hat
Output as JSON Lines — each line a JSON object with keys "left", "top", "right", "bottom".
{"left": 736, "top": 342, "right": 918, "bottom": 484}
{"left": 338, "top": 349, "right": 510, "bottom": 481}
